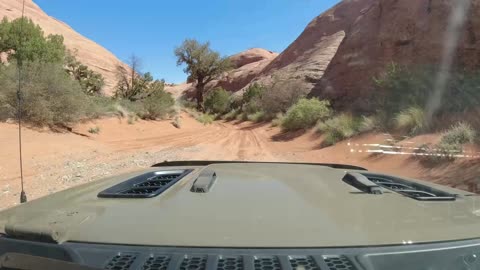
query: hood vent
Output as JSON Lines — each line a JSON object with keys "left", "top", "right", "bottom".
{"left": 359, "top": 173, "right": 457, "bottom": 201}
{"left": 191, "top": 170, "right": 217, "bottom": 193}
{"left": 98, "top": 170, "right": 192, "bottom": 198}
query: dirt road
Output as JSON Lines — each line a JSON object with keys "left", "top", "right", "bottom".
{"left": 1, "top": 113, "right": 479, "bottom": 209}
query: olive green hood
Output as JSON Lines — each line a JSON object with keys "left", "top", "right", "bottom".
{"left": 0, "top": 163, "right": 479, "bottom": 247}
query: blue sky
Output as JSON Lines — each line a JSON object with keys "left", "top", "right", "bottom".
{"left": 35, "top": 0, "right": 339, "bottom": 83}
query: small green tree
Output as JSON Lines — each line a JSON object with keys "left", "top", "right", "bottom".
{"left": 204, "top": 87, "right": 231, "bottom": 114}
{"left": 174, "top": 39, "right": 231, "bottom": 111}
{"left": 0, "top": 17, "right": 65, "bottom": 64}
{"left": 65, "top": 51, "right": 105, "bottom": 95}
{"left": 114, "top": 54, "right": 162, "bottom": 100}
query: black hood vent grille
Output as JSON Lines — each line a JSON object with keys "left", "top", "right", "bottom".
{"left": 98, "top": 170, "right": 192, "bottom": 198}
{"left": 361, "top": 173, "right": 457, "bottom": 201}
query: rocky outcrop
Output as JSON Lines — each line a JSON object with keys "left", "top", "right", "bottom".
{"left": 0, "top": 0, "right": 127, "bottom": 95}
{"left": 166, "top": 0, "right": 480, "bottom": 108}
{"left": 229, "top": 48, "right": 278, "bottom": 69}
{"left": 217, "top": 49, "right": 278, "bottom": 92}
{"left": 307, "top": 0, "right": 480, "bottom": 109}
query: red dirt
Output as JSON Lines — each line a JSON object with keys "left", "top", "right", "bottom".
{"left": 1, "top": 113, "right": 479, "bottom": 209}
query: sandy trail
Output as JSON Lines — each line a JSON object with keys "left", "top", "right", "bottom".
{"left": 0, "top": 112, "right": 479, "bottom": 209}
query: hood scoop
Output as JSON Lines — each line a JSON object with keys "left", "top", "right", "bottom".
{"left": 344, "top": 172, "right": 457, "bottom": 201}
{"left": 98, "top": 170, "right": 192, "bottom": 198}
{"left": 191, "top": 169, "right": 217, "bottom": 193}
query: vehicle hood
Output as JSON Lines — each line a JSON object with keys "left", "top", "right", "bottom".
{"left": 0, "top": 163, "right": 480, "bottom": 247}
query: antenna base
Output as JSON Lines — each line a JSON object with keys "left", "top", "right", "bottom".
{"left": 20, "top": 191, "right": 27, "bottom": 203}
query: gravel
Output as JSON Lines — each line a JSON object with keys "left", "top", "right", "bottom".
{"left": 0, "top": 145, "right": 202, "bottom": 210}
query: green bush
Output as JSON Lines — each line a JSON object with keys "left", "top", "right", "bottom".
{"left": 127, "top": 116, "right": 135, "bottom": 125}
{"left": 235, "top": 112, "right": 248, "bottom": 121}
{"left": 222, "top": 108, "right": 240, "bottom": 121}
{"left": 204, "top": 87, "right": 231, "bottom": 114}
{"left": 84, "top": 96, "right": 117, "bottom": 119}
{"left": 65, "top": 51, "right": 105, "bottom": 95}
{"left": 243, "top": 97, "right": 263, "bottom": 115}
{"left": 242, "top": 83, "right": 265, "bottom": 104}
{"left": 394, "top": 106, "right": 425, "bottom": 135}
{"left": 359, "top": 115, "right": 377, "bottom": 133}
{"left": 196, "top": 112, "right": 215, "bottom": 125}
{"left": 374, "top": 63, "right": 480, "bottom": 121}
{"left": 317, "top": 114, "right": 363, "bottom": 146}
{"left": 281, "top": 98, "right": 331, "bottom": 131}
{"left": 440, "top": 122, "right": 476, "bottom": 145}
{"left": 0, "top": 62, "right": 91, "bottom": 127}
{"left": 247, "top": 111, "right": 266, "bottom": 123}
{"left": 420, "top": 142, "right": 463, "bottom": 164}
{"left": 117, "top": 98, "right": 143, "bottom": 116}
{"left": 179, "top": 98, "right": 197, "bottom": 109}
{"left": 139, "top": 90, "right": 175, "bottom": 120}
{"left": 271, "top": 113, "right": 284, "bottom": 127}
{"left": 88, "top": 126, "right": 100, "bottom": 134}
{"left": 172, "top": 116, "right": 181, "bottom": 129}
{"left": 229, "top": 95, "right": 243, "bottom": 110}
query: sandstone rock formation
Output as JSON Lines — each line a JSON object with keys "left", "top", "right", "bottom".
{"left": 0, "top": 0, "right": 127, "bottom": 95}
{"left": 305, "top": 0, "right": 480, "bottom": 109}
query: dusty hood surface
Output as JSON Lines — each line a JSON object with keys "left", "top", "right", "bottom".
{"left": 0, "top": 163, "right": 479, "bottom": 247}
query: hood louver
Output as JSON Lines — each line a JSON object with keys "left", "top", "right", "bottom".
{"left": 344, "top": 172, "right": 457, "bottom": 201}
{"left": 98, "top": 170, "right": 192, "bottom": 198}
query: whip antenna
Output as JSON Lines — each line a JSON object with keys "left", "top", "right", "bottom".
{"left": 17, "top": 0, "right": 27, "bottom": 204}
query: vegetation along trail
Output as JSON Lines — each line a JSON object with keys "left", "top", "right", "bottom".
{"left": 2, "top": 112, "right": 480, "bottom": 210}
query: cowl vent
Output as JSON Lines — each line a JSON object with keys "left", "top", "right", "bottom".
{"left": 98, "top": 170, "right": 192, "bottom": 198}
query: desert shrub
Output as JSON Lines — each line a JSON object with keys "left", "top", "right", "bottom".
{"left": 242, "top": 83, "right": 265, "bottom": 104}
{"left": 440, "top": 122, "right": 476, "bottom": 145}
{"left": 65, "top": 51, "right": 105, "bottom": 95}
{"left": 394, "top": 106, "right": 425, "bottom": 135}
{"left": 421, "top": 142, "right": 463, "bottom": 163}
{"left": 247, "top": 111, "right": 266, "bottom": 123}
{"left": 204, "top": 87, "right": 231, "bottom": 114}
{"left": 374, "top": 63, "right": 480, "bottom": 122}
{"left": 259, "top": 79, "right": 308, "bottom": 115}
{"left": 229, "top": 95, "right": 243, "bottom": 110}
{"left": 222, "top": 108, "right": 240, "bottom": 121}
{"left": 127, "top": 116, "right": 135, "bottom": 125}
{"left": 280, "top": 98, "right": 331, "bottom": 131}
{"left": 271, "top": 113, "right": 284, "bottom": 127}
{"left": 415, "top": 128, "right": 468, "bottom": 162}
{"left": 235, "top": 112, "right": 248, "bottom": 121}
{"left": 172, "top": 116, "right": 181, "bottom": 128}
{"left": 84, "top": 96, "right": 118, "bottom": 119}
{"left": 88, "top": 126, "right": 100, "bottom": 134}
{"left": 116, "top": 98, "right": 144, "bottom": 117}
{"left": 0, "top": 62, "right": 91, "bottom": 127}
{"left": 138, "top": 90, "right": 175, "bottom": 120}
{"left": 179, "top": 98, "right": 197, "bottom": 109}
{"left": 359, "top": 115, "right": 377, "bottom": 133}
{"left": 196, "top": 112, "right": 215, "bottom": 125}
{"left": 243, "top": 96, "right": 263, "bottom": 115}
{"left": 414, "top": 143, "right": 431, "bottom": 155}
{"left": 317, "top": 114, "right": 363, "bottom": 146}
